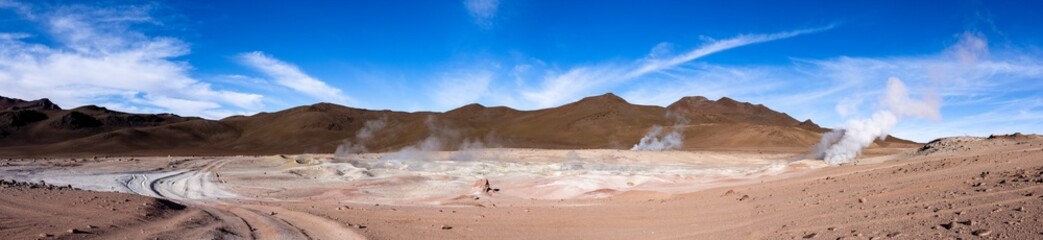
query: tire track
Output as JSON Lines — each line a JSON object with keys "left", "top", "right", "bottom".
{"left": 117, "top": 159, "right": 363, "bottom": 239}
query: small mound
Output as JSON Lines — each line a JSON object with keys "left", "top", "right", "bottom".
{"left": 988, "top": 132, "right": 1038, "bottom": 140}
{"left": 916, "top": 137, "right": 986, "bottom": 155}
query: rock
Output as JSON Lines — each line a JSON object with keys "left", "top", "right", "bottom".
{"left": 802, "top": 232, "right": 817, "bottom": 239}
{"left": 39, "top": 233, "right": 52, "bottom": 237}
{"left": 738, "top": 195, "right": 750, "bottom": 201}
{"left": 473, "top": 178, "right": 493, "bottom": 195}
{"left": 356, "top": 224, "right": 367, "bottom": 229}
{"left": 972, "top": 229, "right": 991, "bottom": 236}
{"left": 441, "top": 225, "right": 452, "bottom": 230}
{"left": 940, "top": 222, "right": 956, "bottom": 230}
{"left": 858, "top": 198, "right": 866, "bottom": 203}
{"left": 886, "top": 232, "right": 902, "bottom": 238}
{"left": 67, "top": 228, "right": 86, "bottom": 234}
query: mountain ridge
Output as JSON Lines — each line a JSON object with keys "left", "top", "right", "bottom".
{"left": 0, "top": 94, "right": 916, "bottom": 156}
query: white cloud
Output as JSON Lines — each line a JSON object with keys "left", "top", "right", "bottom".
{"left": 621, "top": 33, "right": 1043, "bottom": 142}
{"left": 0, "top": 32, "right": 31, "bottom": 40}
{"left": 520, "top": 63, "right": 628, "bottom": 108}
{"left": 237, "top": 51, "right": 351, "bottom": 104}
{"left": 627, "top": 24, "right": 837, "bottom": 78}
{"left": 0, "top": 2, "right": 263, "bottom": 119}
{"left": 519, "top": 25, "right": 834, "bottom": 108}
{"left": 464, "top": 0, "right": 499, "bottom": 28}
{"left": 621, "top": 63, "right": 784, "bottom": 106}
{"left": 0, "top": 0, "right": 33, "bottom": 18}
{"left": 430, "top": 69, "right": 493, "bottom": 110}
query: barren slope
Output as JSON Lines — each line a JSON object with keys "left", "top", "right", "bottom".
{"left": 0, "top": 93, "right": 916, "bottom": 156}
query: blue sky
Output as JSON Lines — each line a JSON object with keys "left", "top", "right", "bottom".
{"left": 1, "top": 0, "right": 1042, "bottom": 142}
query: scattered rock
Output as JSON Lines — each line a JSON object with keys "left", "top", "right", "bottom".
{"left": 972, "top": 229, "right": 992, "bottom": 237}
{"left": 440, "top": 225, "right": 452, "bottom": 230}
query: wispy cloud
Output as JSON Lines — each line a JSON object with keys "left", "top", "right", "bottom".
{"left": 622, "top": 32, "right": 1043, "bottom": 142}
{"left": 237, "top": 51, "right": 352, "bottom": 104}
{"left": 0, "top": 0, "right": 33, "bottom": 18}
{"left": 627, "top": 24, "right": 837, "bottom": 78}
{"left": 464, "top": 0, "right": 499, "bottom": 28}
{"left": 430, "top": 69, "right": 493, "bottom": 110}
{"left": 519, "top": 25, "right": 835, "bottom": 108}
{"left": 0, "top": 2, "right": 263, "bottom": 119}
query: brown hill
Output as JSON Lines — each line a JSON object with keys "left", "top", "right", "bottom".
{"left": 0, "top": 96, "right": 61, "bottom": 111}
{"left": 0, "top": 94, "right": 917, "bottom": 156}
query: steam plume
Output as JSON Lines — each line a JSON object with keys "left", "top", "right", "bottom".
{"left": 335, "top": 116, "right": 388, "bottom": 156}
{"left": 379, "top": 116, "right": 501, "bottom": 167}
{"left": 814, "top": 77, "right": 940, "bottom": 164}
{"left": 631, "top": 113, "right": 688, "bottom": 151}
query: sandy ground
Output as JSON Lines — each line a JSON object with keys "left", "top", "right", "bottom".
{"left": 0, "top": 180, "right": 233, "bottom": 239}
{"left": 2, "top": 136, "right": 1042, "bottom": 239}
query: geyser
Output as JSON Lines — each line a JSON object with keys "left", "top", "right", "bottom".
{"left": 814, "top": 77, "right": 940, "bottom": 165}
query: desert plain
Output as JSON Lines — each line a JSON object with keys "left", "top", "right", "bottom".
{"left": 2, "top": 134, "right": 1042, "bottom": 239}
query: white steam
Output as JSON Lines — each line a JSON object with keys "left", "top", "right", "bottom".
{"left": 631, "top": 125, "right": 684, "bottom": 151}
{"left": 631, "top": 113, "right": 688, "bottom": 151}
{"left": 335, "top": 117, "right": 388, "bottom": 156}
{"left": 374, "top": 116, "right": 501, "bottom": 169}
{"left": 814, "top": 77, "right": 940, "bottom": 165}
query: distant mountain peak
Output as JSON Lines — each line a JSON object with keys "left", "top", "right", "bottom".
{"left": 446, "top": 103, "right": 487, "bottom": 114}
{"left": 304, "top": 102, "right": 347, "bottom": 112}
{"left": 0, "top": 96, "right": 61, "bottom": 111}
{"left": 574, "top": 93, "right": 628, "bottom": 105}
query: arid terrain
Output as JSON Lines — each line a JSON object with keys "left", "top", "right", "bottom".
{"left": 2, "top": 95, "right": 1040, "bottom": 239}
{"left": 1, "top": 134, "right": 1041, "bottom": 239}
